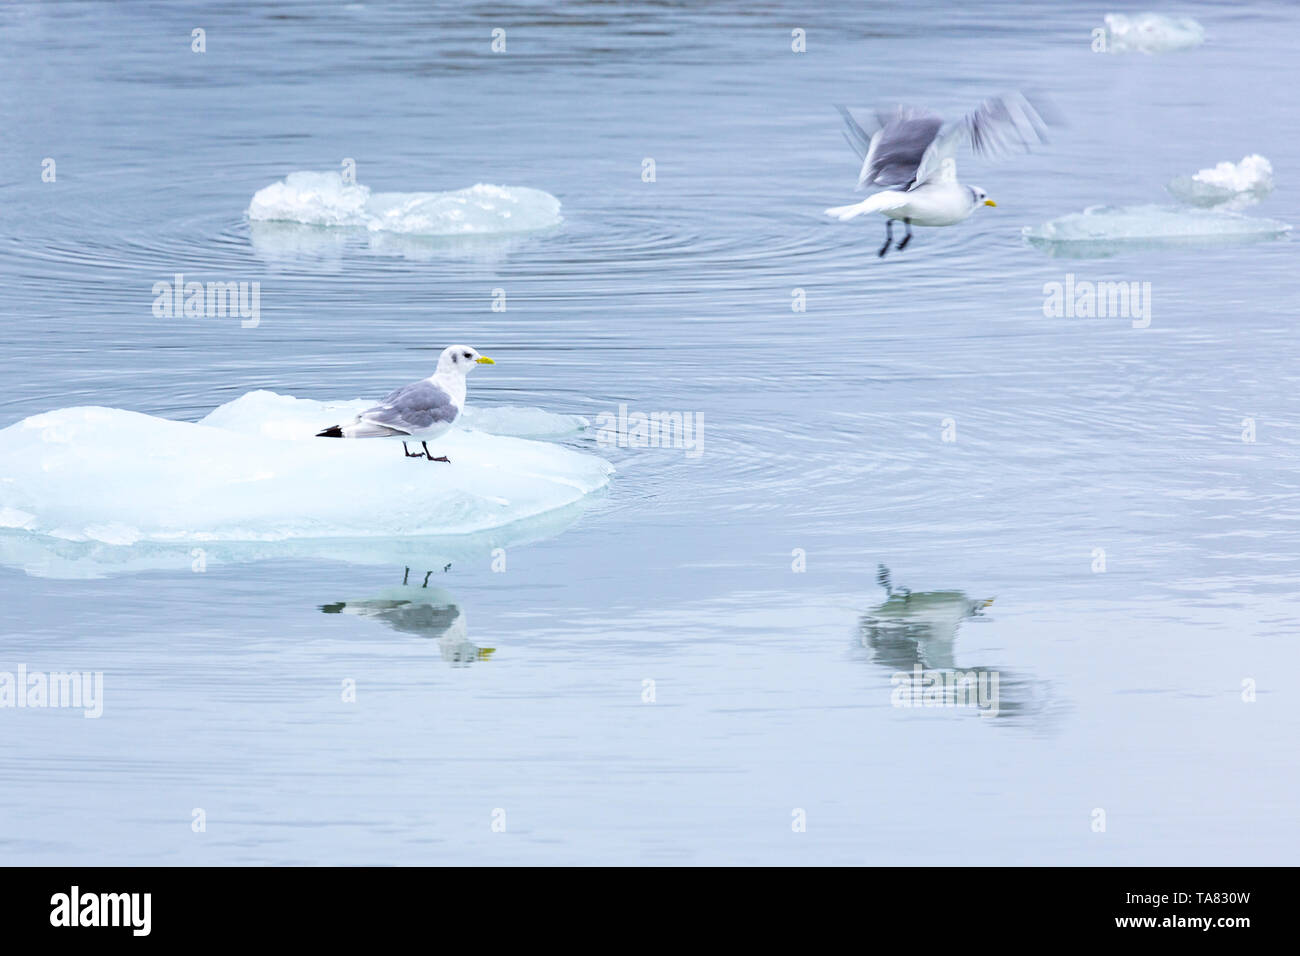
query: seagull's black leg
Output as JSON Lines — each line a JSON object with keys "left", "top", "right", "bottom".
{"left": 422, "top": 441, "right": 450, "bottom": 463}
{"left": 422, "top": 571, "right": 433, "bottom": 588}
{"left": 878, "top": 219, "right": 893, "bottom": 257}
{"left": 403, "top": 567, "right": 410, "bottom": 585}
{"left": 897, "top": 218, "right": 913, "bottom": 251}
{"left": 403, "top": 441, "right": 425, "bottom": 458}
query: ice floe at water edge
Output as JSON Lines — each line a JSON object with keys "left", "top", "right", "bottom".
{"left": 1023, "top": 204, "right": 1291, "bottom": 257}
{"left": 0, "top": 391, "right": 611, "bottom": 547}
{"left": 248, "top": 171, "right": 562, "bottom": 236}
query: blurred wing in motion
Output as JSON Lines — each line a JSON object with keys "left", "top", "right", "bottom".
{"left": 961, "top": 91, "right": 1057, "bottom": 160}
{"left": 837, "top": 105, "right": 943, "bottom": 190}
{"left": 840, "top": 92, "right": 1061, "bottom": 190}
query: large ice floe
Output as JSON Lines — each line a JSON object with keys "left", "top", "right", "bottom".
{"left": 1024, "top": 202, "right": 1291, "bottom": 258}
{"left": 1099, "top": 13, "right": 1205, "bottom": 54}
{"left": 247, "top": 171, "right": 562, "bottom": 236}
{"left": 0, "top": 391, "right": 610, "bottom": 577}
{"left": 1166, "top": 155, "right": 1274, "bottom": 209}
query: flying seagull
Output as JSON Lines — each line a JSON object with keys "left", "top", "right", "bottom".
{"left": 316, "top": 344, "right": 494, "bottom": 461}
{"left": 825, "top": 92, "right": 1054, "bottom": 256}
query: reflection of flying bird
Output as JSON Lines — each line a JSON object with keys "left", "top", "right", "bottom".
{"left": 321, "top": 584, "right": 494, "bottom": 664}
{"left": 824, "top": 93, "right": 1054, "bottom": 256}
{"left": 315, "top": 344, "right": 494, "bottom": 461}
{"left": 859, "top": 565, "right": 1055, "bottom": 723}
{"left": 862, "top": 565, "right": 993, "bottom": 670}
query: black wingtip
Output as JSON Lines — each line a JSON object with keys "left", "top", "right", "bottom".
{"left": 316, "top": 425, "right": 344, "bottom": 438}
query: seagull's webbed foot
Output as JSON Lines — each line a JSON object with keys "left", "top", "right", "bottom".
{"left": 422, "top": 441, "right": 450, "bottom": 463}
{"left": 878, "top": 219, "right": 894, "bottom": 258}
{"left": 403, "top": 441, "right": 425, "bottom": 458}
{"left": 896, "top": 218, "right": 913, "bottom": 251}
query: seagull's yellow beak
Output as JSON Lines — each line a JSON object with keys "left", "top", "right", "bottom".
{"left": 984, "top": 199, "right": 997, "bottom": 207}
{"left": 475, "top": 355, "right": 495, "bottom": 365}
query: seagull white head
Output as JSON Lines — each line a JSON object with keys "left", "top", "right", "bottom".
{"left": 970, "top": 186, "right": 996, "bottom": 208}
{"left": 436, "top": 345, "right": 495, "bottom": 376}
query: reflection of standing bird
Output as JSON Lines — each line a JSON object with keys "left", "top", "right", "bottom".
{"left": 315, "top": 345, "right": 494, "bottom": 461}
{"left": 824, "top": 93, "right": 1054, "bottom": 256}
{"left": 321, "top": 585, "right": 494, "bottom": 664}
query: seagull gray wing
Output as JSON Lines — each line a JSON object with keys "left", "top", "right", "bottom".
{"left": 912, "top": 91, "right": 1057, "bottom": 187}
{"left": 358, "top": 379, "right": 460, "bottom": 434}
{"left": 837, "top": 105, "right": 943, "bottom": 190}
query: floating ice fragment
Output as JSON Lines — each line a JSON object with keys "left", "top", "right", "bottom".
{"left": 247, "top": 171, "right": 371, "bottom": 226}
{"left": 1167, "top": 155, "right": 1274, "bottom": 209}
{"left": 247, "top": 171, "right": 562, "bottom": 236}
{"left": 1023, "top": 204, "right": 1291, "bottom": 258}
{"left": 1101, "top": 13, "right": 1205, "bottom": 54}
{"left": 0, "top": 392, "right": 612, "bottom": 550}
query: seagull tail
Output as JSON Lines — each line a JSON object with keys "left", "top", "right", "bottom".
{"left": 317, "top": 420, "right": 408, "bottom": 439}
{"left": 824, "top": 200, "right": 872, "bottom": 221}
{"left": 825, "top": 192, "right": 903, "bottom": 221}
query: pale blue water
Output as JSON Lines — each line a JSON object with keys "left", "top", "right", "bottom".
{"left": 1, "top": 0, "right": 1298, "bottom": 864}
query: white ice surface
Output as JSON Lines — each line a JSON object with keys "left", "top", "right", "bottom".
{"left": 1023, "top": 204, "right": 1291, "bottom": 257}
{"left": 247, "top": 171, "right": 562, "bottom": 235}
{"left": 1167, "top": 155, "right": 1274, "bottom": 208}
{"left": 459, "top": 404, "right": 589, "bottom": 439}
{"left": 0, "top": 511, "right": 588, "bottom": 579}
{"left": 0, "top": 392, "right": 611, "bottom": 549}
{"left": 1102, "top": 13, "right": 1205, "bottom": 54}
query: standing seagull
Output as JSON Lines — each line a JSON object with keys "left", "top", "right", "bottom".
{"left": 315, "top": 345, "right": 494, "bottom": 462}
{"left": 824, "top": 92, "right": 1054, "bottom": 256}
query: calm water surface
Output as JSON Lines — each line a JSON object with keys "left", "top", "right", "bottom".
{"left": 1, "top": 0, "right": 1298, "bottom": 864}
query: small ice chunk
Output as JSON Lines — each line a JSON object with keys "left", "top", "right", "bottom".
{"left": 248, "top": 171, "right": 562, "bottom": 236}
{"left": 1024, "top": 204, "right": 1291, "bottom": 257}
{"left": 0, "top": 393, "right": 613, "bottom": 545}
{"left": 1101, "top": 13, "right": 1205, "bottom": 54}
{"left": 1167, "top": 155, "right": 1274, "bottom": 208}
{"left": 1192, "top": 155, "right": 1274, "bottom": 192}
{"left": 247, "top": 171, "right": 372, "bottom": 227}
